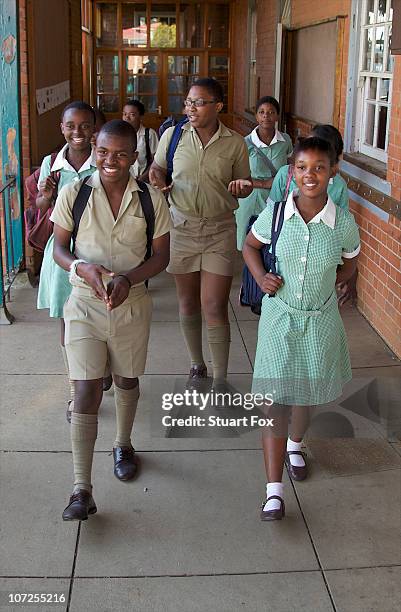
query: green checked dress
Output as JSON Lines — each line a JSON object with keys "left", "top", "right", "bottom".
{"left": 251, "top": 192, "right": 360, "bottom": 406}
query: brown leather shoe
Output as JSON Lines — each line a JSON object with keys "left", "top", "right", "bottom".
{"left": 285, "top": 451, "right": 308, "bottom": 481}
{"left": 113, "top": 446, "right": 140, "bottom": 481}
{"left": 62, "top": 489, "right": 97, "bottom": 521}
{"left": 260, "top": 495, "right": 285, "bottom": 521}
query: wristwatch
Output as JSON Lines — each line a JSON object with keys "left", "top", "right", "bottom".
{"left": 69, "top": 259, "right": 86, "bottom": 284}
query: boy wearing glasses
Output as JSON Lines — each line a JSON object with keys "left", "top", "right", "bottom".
{"left": 150, "top": 78, "right": 251, "bottom": 392}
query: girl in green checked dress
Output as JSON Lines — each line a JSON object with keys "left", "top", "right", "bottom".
{"left": 235, "top": 96, "right": 292, "bottom": 250}
{"left": 243, "top": 137, "right": 360, "bottom": 521}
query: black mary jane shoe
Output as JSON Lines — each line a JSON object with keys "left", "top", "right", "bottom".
{"left": 62, "top": 489, "right": 97, "bottom": 521}
{"left": 113, "top": 446, "right": 140, "bottom": 481}
{"left": 285, "top": 450, "right": 308, "bottom": 481}
{"left": 260, "top": 495, "right": 285, "bottom": 521}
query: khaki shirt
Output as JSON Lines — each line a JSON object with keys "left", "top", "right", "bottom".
{"left": 51, "top": 171, "right": 172, "bottom": 288}
{"left": 154, "top": 121, "right": 250, "bottom": 217}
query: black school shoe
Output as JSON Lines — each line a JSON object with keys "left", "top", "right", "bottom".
{"left": 260, "top": 495, "right": 285, "bottom": 521}
{"left": 113, "top": 446, "right": 140, "bottom": 481}
{"left": 62, "top": 489, "right": 97, "bottom": 521}
{"left": 285, "top": 451, "right": 308, "bottom": 481}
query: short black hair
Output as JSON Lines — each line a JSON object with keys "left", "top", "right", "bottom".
{"left": 61, "top": 101, "right": 96, "bottom": 124}
{"left": 256, "top": 96, "right": 280, "bottom": 114}
{"left": 311, "top": 124, "right": 343, "bottom": 162}
{"left": 98, "top": 119, "right": 137, "bottom": 149}
{"left": 293, "top": 136, "right": 337, "bottom": 167}
{"left": 124, "top": 99, "right": 145, "bottom": 115}
{"left": 189, "top": 78, "right": 224, "bottom": 102}
{"left": 93, "top": 107, "right": 107, "bottom": 127}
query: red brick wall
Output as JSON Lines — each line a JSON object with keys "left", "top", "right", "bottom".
{"left": 387, "top": 58, "right": 401, "bottom": 202}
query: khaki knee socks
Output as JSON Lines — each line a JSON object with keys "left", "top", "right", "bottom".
{"left": 61, "top": 346, "right": 75, "bottom": 402}
{"left": 179, "top": 312, "right": 205, "bottom": 367}
{"left": 71, "top": 413, "right": 98, "bottom": 493}
{"left": 207, "top": 324, "right": 231, "bottom": 381}
{"left": 114, "top": 385, "right": 140, "bottom": 448}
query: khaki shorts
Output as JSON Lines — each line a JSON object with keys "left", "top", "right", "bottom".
{"left": 64, "top": 285, "right": 152, "bottom": 380}
{"left": 167, "top": 207, "right": 236, "bottom": 277}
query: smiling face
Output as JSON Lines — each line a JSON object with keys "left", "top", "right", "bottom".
{"left": 293, "top": 148, "right": 335, "bottom": 199}
{"left": 185, "top": 86, "right": 223, "bottom": 129}
{"left": 95, "top": 132, "right": 137, "bottom": 185}
{"left": 255, "top": 103, "right": 278, "bottom": 131}
{"left": 122, "top": 104, "right": 142, "bottom": 131}
{"left": 60, "top": 109, "right": 94, "bottom": 152}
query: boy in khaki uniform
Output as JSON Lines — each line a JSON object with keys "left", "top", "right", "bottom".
{"left": 52, "top": 120, "right": 171, "bottom": 521}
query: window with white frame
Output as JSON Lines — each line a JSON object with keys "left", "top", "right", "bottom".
{"left": 246, "top": 0, "right": 257, "bottom": 113}
{"left": 357, "top": 0, "right": 394, "bottom": 162}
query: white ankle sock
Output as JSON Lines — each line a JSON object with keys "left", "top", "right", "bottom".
{"left": 287, "top": 437, "right": 306, "bottom": 467}
{"left": 263, "top": 482, "right": 284, "bottom": 512}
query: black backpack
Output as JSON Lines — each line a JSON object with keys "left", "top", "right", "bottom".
{"left": 71, "top": 176, "right": 155, "bottom": 263}
{"left": 239, "top": 201, "right": 286, "bottom": 315}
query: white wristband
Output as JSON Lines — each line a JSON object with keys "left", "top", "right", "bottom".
{"left": 69, "top": 259, "right": 87, "bottom": 284}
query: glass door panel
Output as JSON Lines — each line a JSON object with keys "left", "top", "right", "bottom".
{"left": 125, "top": 54, "right": 160, "bottom": 114}
{"left": 95, "top": 3, "right": 117, "bottom": 47}
{"left": 207, "top": 4, "right": 229, "bottom": 48}
{"left": 96, "top": 54, "right": 119, "bottom": 112}
{"left": 122, "top": 3, "right": 148, "bottom": 47}
{"left": 179, "top": 3, "right": 204, "bottom": 48}
{"left": 150, "top": 3, "right": 177, "bottom": 47}
{"left": 167, "top": 55, "right": 200, "bottom": 114}
{"left": 208, "top": 55, "right": 229, "bottom": 111}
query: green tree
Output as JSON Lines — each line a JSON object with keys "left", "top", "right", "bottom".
{"left": 151, "top": 23, "right": 176, "bottom": 48}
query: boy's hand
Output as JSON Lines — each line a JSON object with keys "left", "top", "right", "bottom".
{"left": 258, "top": 272, "right": 283, "bottom": 296}
{"left": 106, "top": 276, "right": 130, "bottom": 310}
{"left": 149, "top": 168, "right": 173, "bottom": 194}
{"left": 76, "top": 263, "right": 114, "bottom": 302}
{"left": 228, "top": 179, "right": 253, "bottom": 198}
{"left": 38, "top": 176, "right": 58, "bottom": 201}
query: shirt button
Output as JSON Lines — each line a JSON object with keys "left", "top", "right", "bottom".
{"left": 304, "top": 235, "right": 309, "bottom": 241}
{"left": 300, "top": 256, "right": 307, "bottom": 263}
{"left": 299, "top": 275, "right": 304, "bottom": 281}
{"left": 296, "top": 294, "right": 302, "bottom": 299}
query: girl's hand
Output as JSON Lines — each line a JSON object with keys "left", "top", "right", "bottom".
{"left": 258, "top": 272, "right": 283, "bottom": 296}
{"left": 38, "top": 176, "right": 57, "bottom": 201}
{"left": 228, "top": 179, "right": 253, "bottom": 198}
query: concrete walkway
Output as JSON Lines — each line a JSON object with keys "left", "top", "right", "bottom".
{"left": 1, "top": 268, "right": 400, "bottom": 612}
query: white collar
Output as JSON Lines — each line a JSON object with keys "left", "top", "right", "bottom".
{"left": 250, "top": 127, "right": 286, "bottom": 148}
{"left": 284, "top": 189, "right": 336, "bottom": 229}
{"left": 136, "top": 124, "right": 145, "bottom": 136}
{"left": 51, "top": 143, "right": 96, "bottom": 172}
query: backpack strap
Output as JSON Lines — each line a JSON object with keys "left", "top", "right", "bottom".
{"left": 284, "top": 165, "right": 294, "bottom": 200}
{"left": 71, "top": 175, "right": 92, "bottom": 252}
{"left": 144, "top": 127, "right": 152, "bottom": 169}
{"left": 166, "top": 117, "right": 189, "bottom": 184}
{"left": 245, "top": 134, "right": 278, "bottom": 177}
{"left": 267, "top": 200, "right": 286, "bottom": 276}
{"left": 136, "top": 180, "right": 155, "bottom": 261}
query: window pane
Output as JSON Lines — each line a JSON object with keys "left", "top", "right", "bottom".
{"left": 363, "top": 28, "right": 373, "bottom": 71}
{"left": 179, "top": 3, "right": 204, "bottom": 48}
{"left": 167, "top": 55, "right": 200, "bottom": 112}
{"left": 209, "top": 55, "right": 228, "bottom": 75}
{"left": 97, "top": 55, "right": 119, "bottom": 93}
{"left": 368, "top": 77, "right": 377, "bottom": 99}
{"left": 365, "top": 0, "right": 375, "bottom": 24}
{"left": 122, "top": 3, "right": 147, "bottom": 47}
{"left": 95, "top": 3, "right": 117, "bottom": 47}
{"left": 364, "top": 103, "right": 375, "bottom": 145}
{"left": 379, "top": 78, "right": 390, "bottom": 101}
{"left": 374, "top": 26, "right": 385, "bottom": 71}
{"left": 126, "top": 55, "right": 159, "bottom": 107}
{"left": 207, "top": 5, "right": 229, "bottom": 48}
{"left": 151, "top": 4, "right": 176, "bottom": 48}
{"left": 377, "top": 105, "right": 388, "bottom": 149}
{"left": 378, "top": 0, "right": 386, "bottom": 21}
{"left": 387, "top": 26, "right": 394, "bottom": 72}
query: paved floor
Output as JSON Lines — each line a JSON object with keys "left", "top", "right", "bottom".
{"left": 0, "top": 268, "right": 400, "bottom": 612}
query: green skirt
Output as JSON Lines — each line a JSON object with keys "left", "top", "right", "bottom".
{"left": 37, "top": 234, "right": 72, "bottom": 318}
{"left": 252, "top": 292, "right": 352, "bottom": 406}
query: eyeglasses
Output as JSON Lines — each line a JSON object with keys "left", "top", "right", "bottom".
{"left": 184, "top": 98, "right": 217, "bottom": 108}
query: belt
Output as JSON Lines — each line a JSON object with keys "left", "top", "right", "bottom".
{"left": 273, "top": 291, "right": 337, "bottom": 316}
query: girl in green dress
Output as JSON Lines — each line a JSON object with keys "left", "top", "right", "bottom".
{"left": 235, "top": 97, "right": 292, "bottom": 250}
{"left": 37, "top": 101, "right": 97, "bottom": 413}
{"left": 243, "top": 137, "right": 360, "bottom": 521}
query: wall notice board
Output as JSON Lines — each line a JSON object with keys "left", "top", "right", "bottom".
{"left": 289, "top": 20, "right": 338, "bottom": 125}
